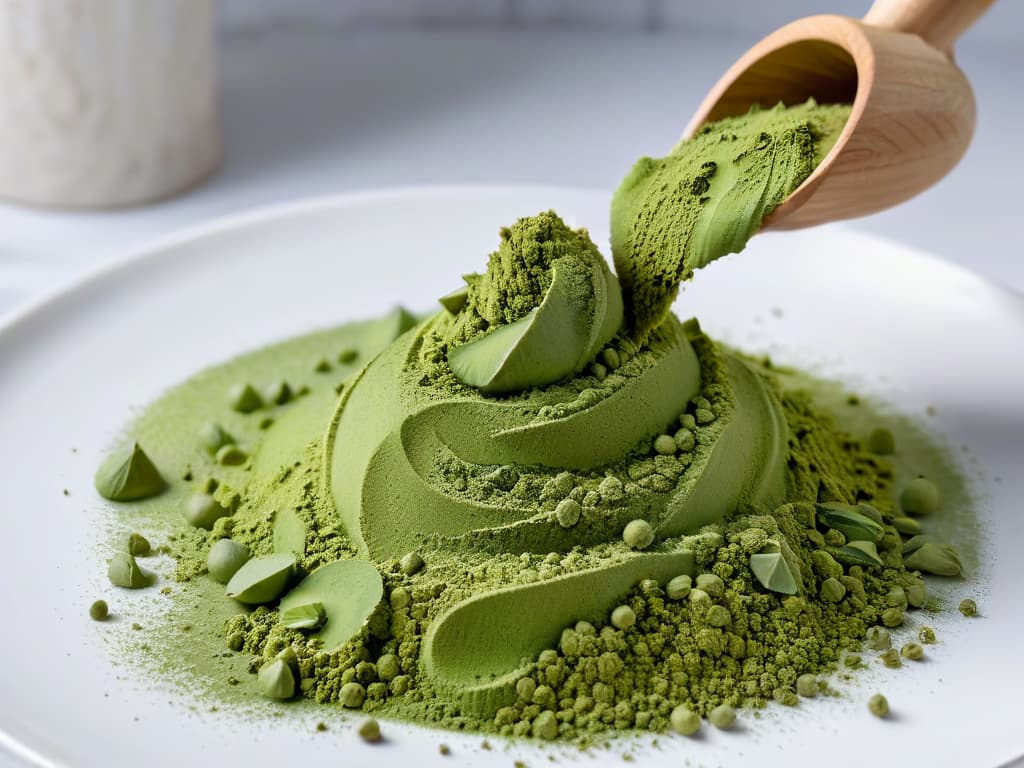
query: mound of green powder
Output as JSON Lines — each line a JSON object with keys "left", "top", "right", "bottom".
{"left": 90, "top": 99, "right": 977, "bottom": 749}
{"left": 611, "top": 100, "right": 850, "bottom": 339}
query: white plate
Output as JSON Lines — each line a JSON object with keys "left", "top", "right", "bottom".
{"left": 0, "top": 186, "right": 1022, "bottom": 768}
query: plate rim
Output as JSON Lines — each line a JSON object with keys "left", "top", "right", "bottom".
{"left": 3, "top": 184, "right": 1022, "bottom": 343}
{"left": 1, "top": 185, "right": 1021, "bottom": 768}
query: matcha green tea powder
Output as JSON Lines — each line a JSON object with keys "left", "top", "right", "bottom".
{"left": 90, "top": 98, "right": 978, "bottom": 748}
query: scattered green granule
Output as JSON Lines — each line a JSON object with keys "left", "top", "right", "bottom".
{"left": 900, "top": 477, "right": 940, "bottom": 516}
{"left": 228, "top": 383, "right": 264, "bottom": 414}
{"left": 868, "top": 693, "right": 890, "bottom": 718}
{"left": 900, "top": 643, "right": 924, "bottom": 661}
{"left": 669, "top": 706, "right": 701, "bottom": 736}
{"left": 358, "top": 718, "right": 382, "bottom": 743}
{"left": 610, "top": 100, "right": 851, "bottom": 338}
{"left": 95, "top": 442, "right": 166, "bottom": 501}
{"left": 89, "top": 600, "right": 109, "bottom": 621}
{"left": 107, "top": 552, "right": 152, "bottom": 589}
{"left": 127, "top": 532, "right": 151, "bottom": 556}
{"left": 868, "top": 428, "right": 896, "bottom": 455}
{"left": 959, "top": 598, "right": 978, "bottom": 617}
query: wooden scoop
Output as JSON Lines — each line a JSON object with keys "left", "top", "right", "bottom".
{"left": 684, "top": 0, "right": 994, "bottom": 231}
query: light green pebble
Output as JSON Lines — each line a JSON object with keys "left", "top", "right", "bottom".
{"left": 695, "top": 408, "right": 715, "bottom": 425}
{"left": 708, "top": 704, "right": 736, "bottom": 730}
{"left": 264, "top": 380, "right": 294, "bottom": 406}
{"left": 516, "top": 677, "right": 536, "bottom": 702}
{"left": 653, "top": 434, "right": 677, "bottom": 455}
{"left": 679, "top": 413, "right": 696, "bottom": 430}
{"left": 879, "top": 648, "right": 901, "bottom": 668}
{"left": 206, "top": 538, "right": 251, "bottom": 583}
{"left": 904, "top": 542, "right": 963, "bottom": 576}
{"left": 599, "top": 347, "right": 621, "bottom": 370}
{"left": 555, "top": 498, "right": 582, "bottom": 528}
{"left": 258, "top": 658, "right": 295, "bottom": 700}
{"left": 796, "top": 674, "right": 817, "bottom": 698}
{"left": 695, "top": 573, "right": 724, "bottom": 598}
{"left": 880, "top": 608, "right": 904, "bottom": 628}
{"left": 184, "top": 492, "right": 231, "bottom": 530}
{"left": 228, "top": 383, "right": 263, "bottom": 413}
{"left": 94, "top": 442, "right": 166, "bottom": 502}
{"left": 906, "top": 582, "right": 927, "bottom": 608}
{"left": 868, "top": 428, "right": 895, "bottom": 455}
{"left": 215, "top": 444, "right": 248, "bottom": 466}
{"left": 89, "top": 600, "right": 109, "bottom": 621}
{"left": 611, "top": 605, "right": 636, "bottom": 630}
{"left": 706, "top": 605, "right": 731, "bottom": 627}
{"left": 107, "top": 552, "right": 152, "bottom": 589}
{"left": 900, "top": 477, "right": 940, "bottom": 516}
{"left": 224, "top": 553, "right": 296, "bottom": 605}
{"left": 749, "top": 550, "right": 800, "bottom": 595}
{"left": 868, "top": 693, "right": 889, "bottom": 718}
{"left": 886, "top": 586, "right": 908, "bottom": 612}
{"left": 622, "top": 519, "right": 654, "bottom": 549}
{"left": 198, "top": 422, "right": 234, "bottom": 455}
{"left": 669, "top": 706, "right": 701, "bottom": 736}
{"left": 357, "top": 718, "right": 381, "bottom": 743}
{"left": 377, "top": 654, "right": 401, "bottom": 682}
{"left": 959, "top": 598, "right": 978, "bottom": 617}
{"left": 399, "top": 551, "right": 425, "bottom": 576}
{"left": 820, "top": 577, "right": 846, "bottom": 603}
{"left": 892, "top": 516, "right": 923, "bottom": 535}
{"left": 590, "top": 362, "right": 607, "bottom": 381}
{"left": 666, "top": 574, "right": 692, "bottom": 600}
{"left": 532, "top": 710, "right": 559, "bottom": 740}
{"left": 340, "top": 682, "right": 367, "bottom": 708}
{"left": 673, "top": 428, "right": 695, "bottom": 452}
{"left": 127, "top": 533, "right": 151, "bottom": 556}
{"left": 901, "top": 642, "right": 924, "bottom": 661}
{"left": 688, "top": 588, "right": 712, "bottom": 611}
{"left": 865, "top": 626, "right": 891, "bottom": 651}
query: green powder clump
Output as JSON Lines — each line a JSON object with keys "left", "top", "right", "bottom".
{"left": 611, "top": 100, "right": 851, "bottom": 339}
{"left": 447, "top": 210, "right": 604, "bottom": 346}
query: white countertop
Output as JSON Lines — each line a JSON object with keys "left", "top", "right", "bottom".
{"left": 0, "top": 24, "right": 1021, "bottom": 322}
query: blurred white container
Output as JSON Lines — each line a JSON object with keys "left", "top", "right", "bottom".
{"left": 0, "top": 0, "right": 220, "bottom": 209}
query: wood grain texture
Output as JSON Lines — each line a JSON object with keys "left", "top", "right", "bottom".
{"left": 0, "top": 0, "right": 221, "bottom": 210}
{"left": 683, "top": 1, "right": 993, "bottom": 231}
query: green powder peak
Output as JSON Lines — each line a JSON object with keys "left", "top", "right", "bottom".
{"left": 447, "top": 211, "right": 593, "bottom": 344}
{"left": 444, "top": 210, "right": 624, "bottom": 394}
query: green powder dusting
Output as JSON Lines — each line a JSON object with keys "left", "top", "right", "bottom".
{"left": 610, "top": 100, "right": 851, "bottom": 339}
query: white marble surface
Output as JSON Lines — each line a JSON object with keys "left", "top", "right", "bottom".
{"left": 0, "top": 23, "right": 1020, "bottom": 325}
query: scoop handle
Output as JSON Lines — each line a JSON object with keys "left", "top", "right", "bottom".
{"left": 863, "top": 0, "right": 995, "bottom": 55}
